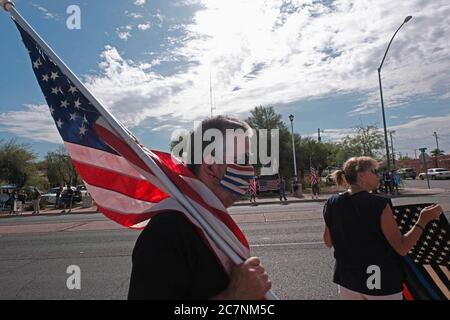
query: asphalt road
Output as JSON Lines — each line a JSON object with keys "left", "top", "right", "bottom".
{"left": 0, "top": 192, "right": 449, "bottom": 300}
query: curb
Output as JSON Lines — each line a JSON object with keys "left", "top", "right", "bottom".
{"left": 232, "top": 191, "right": 444, "bottom": 207}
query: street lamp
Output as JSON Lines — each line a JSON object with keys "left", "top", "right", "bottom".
{"left": 377, "top": 16, "right": 412, "bottom": 171}
{"left": 388, "top": 130, "right": 396, "bottom": 168}
{"left": 288, "top": 114, "right": 298, "bottom": 181}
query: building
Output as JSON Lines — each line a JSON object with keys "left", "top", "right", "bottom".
{"left": 396, "top": 154, "right": 450, "bottom": 173}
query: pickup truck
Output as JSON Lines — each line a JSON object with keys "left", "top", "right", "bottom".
{"left": 418, "top": 168, "right": 450, "bottom": 180}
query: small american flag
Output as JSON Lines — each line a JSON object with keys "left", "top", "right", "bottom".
{"left": 14, "top": 21, "right": 250, "bottom": 272}
{"left": 249, "top": 178, "right": 257, "bottom": 195}
{"left": 310, "top": 166, "right": 319, "bottom": 185}
{"left": 393, "top": 204, "right": 450, "bottom": 300}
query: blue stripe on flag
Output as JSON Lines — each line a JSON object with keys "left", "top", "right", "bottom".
{"left": 404, "top": 256, "right": 441, "bottom": 300}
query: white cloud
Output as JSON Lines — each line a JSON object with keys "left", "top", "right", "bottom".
{"left": 62, "top": 1, "right": 443, "bottom": 127}
{"left": 5, "top": 0, "right": 449, "bottom": 147}
{"left": 409, "top": 114, "right": 425, "bottom": 119}
{"left": 134, "top": 0, "right": 146, "bottom": 6}
{"left": 125, "top": 11, "right": 143, "bottom": 19}
{"left": 137, "top": 22, "right": 151, "bottom": 31}
{"left": 117, "top": 31, "right": 131, "bottom": 41}
{"left": 87, "top": 0, "right": 449, "bottom": 126}
{"left": 32, "top": 4, "right": 58, "bottom": 20}
{"left": 0, "top": 104, "right": 62, "bottom": 144}
{"left": 391, "top": 114, "right": 450, "bottom": 155}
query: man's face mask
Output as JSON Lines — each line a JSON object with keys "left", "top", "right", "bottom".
{"left": 220, "top": 164, "right": 255, "bottom": 196}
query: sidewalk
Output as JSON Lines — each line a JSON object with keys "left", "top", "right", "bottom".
{"left": 233, "top": 187, "right": 448, "bottom": 206}
{"left": 0, "top": 204, "right": 99, "bottom": 218}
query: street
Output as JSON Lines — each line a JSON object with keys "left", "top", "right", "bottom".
{"left": 0, "top": 191, "right": 449, "bottom": 300}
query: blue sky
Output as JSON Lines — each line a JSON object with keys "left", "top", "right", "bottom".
{"left": 1, "top": 0, "right": 449, "bottom": 161}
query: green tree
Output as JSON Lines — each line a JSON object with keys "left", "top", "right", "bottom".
{"left": 45, "top": 146, "right": 81, "bottom": 187}
{"left": 0, "top": 139, "right": 43, "bottom": 188}
{"left": 246, "top": 106, "right": 294, "bottom": 178}
{"left": 336, "top": 125, "right": 384, "bottom": 164}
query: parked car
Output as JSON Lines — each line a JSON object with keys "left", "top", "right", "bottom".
{"left": 418, "top": 168, "right": 450, "bottom": 180}
{"left": 396, "top": 168, "right": 416, "bottom": 179}
{"left": 76, "top": 185, "right": 88, "bottom": 200}
{"left": 41, "top": 186, "right": 79, "bottom": 204}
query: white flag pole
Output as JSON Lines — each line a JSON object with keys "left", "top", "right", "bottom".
{"left": 1, "top": 0, "right": 278, "bottom": 300}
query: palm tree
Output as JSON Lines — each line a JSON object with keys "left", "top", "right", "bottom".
{"left": 430, "top": 148, "right": 444, "bottom": 157}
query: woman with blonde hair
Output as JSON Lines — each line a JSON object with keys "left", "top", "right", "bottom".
{"left": 323, "top": 156, "right": 442, "bottom": 300}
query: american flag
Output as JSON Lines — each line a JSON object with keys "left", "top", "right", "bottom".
{"left": 310, "top": 166, "right": 319, "bottom": 185}
{"left": 392, "top": 204, "right": 450, "bottom": 300}
{"left": 14, "top": 21, "right": 251, "bottom": 272}
{"left": 249, "top": 178, "right": 257, "bottom": 195}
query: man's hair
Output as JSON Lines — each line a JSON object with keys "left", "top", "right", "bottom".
{"left": 186, "top": 115, "right": 251, "bottom": 174}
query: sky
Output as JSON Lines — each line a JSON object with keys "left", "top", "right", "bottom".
{"left": 0, "top": 0, "right": 449, "bottom": 161}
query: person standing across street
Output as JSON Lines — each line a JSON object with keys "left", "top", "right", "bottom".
{"left": 249, "top": 177, "right": 257, "bottom": 205}
{"left": 279, "top": 176, "right": 287, "bottom": 202}
{"left": 310, "top": 166, "right": 320, "bottom": 200}
{"left": 31, "top": 187, "right": 41, "bottom": 214}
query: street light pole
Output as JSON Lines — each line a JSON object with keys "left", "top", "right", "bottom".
{"left": 377, "top": 16, "right": 412, "bottom": 171}
{"left": 389, "top": 130, "right": 396, "bottom": 168}
{"left": 288, "top": 115, "right": 298, "bottom": 181}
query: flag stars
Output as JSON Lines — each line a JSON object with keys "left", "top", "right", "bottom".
{"left": 74, "top": 99, "right": 81, "bottom": 109}
{"left": 56, "top": 119, "right": 64, "bottom": 128}
{"left": 69, "top": 86, "right": 78, "bottom": 94}
{"left": 50, "top": 71, "right": 59, "bottom": 81}
{"left": 33, "top": 58, "right": 42, "bottom": 69}
{"left": 79, "top": 126, "right": 88, "bottom": 136}
{"left": 60, "top": 100, "right": 69, "bottom": 108}
{"left": 42, "top": 74, "right": 49, "bottom": 82}
{"left": 51, "top": 87, "right": 60, "bottom": 95}
{"left": 69, "top": 113, "right": 77, "bottom": 121}
{"left": 49, "top": 106, "right": 54, "bottom": 115}
{"left": 82, "top": 114, "right": 89, "bottom": 124}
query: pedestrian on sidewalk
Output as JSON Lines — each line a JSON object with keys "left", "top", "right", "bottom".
{"left": 393, "top": 171, "right": 401, "bottom": 195}
{"left": 322, "top": 156, "right": 442, "bottom": 300}
{"left": 61, "top": 186, "right": 74, "bottom": 213}
{"left": 382, "top": 170, "right": 393, "bottom": 194}
{"left": 278, "top": 175, "right": 287, "bottom": 202}
{"left": 10, "top": 190, "right": 19, "bottom": 214}
{"left": 310, "top": 166, "right": 320, "bottom": 200}
{"left": 31, "top": 187, "right": 41, "bottom": 214}
{"left": 55, "top": 186, "right": 63, "bottom": 209}
{"left": 249, "top": 178, "right": 257, "bottom": 205}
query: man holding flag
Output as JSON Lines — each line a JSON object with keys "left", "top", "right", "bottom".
{"left": 1, "top": 0, "right": 274, "bottom": 300}
{"left": 128, "top": 116, "right": 272, "bottom": 299}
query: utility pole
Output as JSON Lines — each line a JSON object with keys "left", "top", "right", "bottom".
{"left": 317, "top": 128, "right": 323, "bottom": 142}
{"left": 389, "top": 130, "right": 396, "bottom": 168}
{"left": 414, "top": 149, "right": 418, "bottom": 159}
{"left": 419, "top": 148, "right": 430, "bottom": 189}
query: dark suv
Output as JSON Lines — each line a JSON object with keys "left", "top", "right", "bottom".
{"left": 396, "top": 168, "right": 416, "bottom": 180}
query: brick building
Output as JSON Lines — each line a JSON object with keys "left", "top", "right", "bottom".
{"left": 395, "top": 154, "right": 450, "bottom": 174}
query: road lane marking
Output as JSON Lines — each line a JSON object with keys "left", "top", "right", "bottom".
{"left": 251, "top": 241, "right": 324, "bottom": 247}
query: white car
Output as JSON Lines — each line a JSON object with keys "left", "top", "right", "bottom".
{"left": 41, "top": 186, "right": 77, "bottom": 204}
{"left": 418, "top": 168, "right": 450, "bottom": 180}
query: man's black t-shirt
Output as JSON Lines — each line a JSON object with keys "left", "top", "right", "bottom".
{"left": 127, "top": 211, "right": 229, "bottom": 300}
